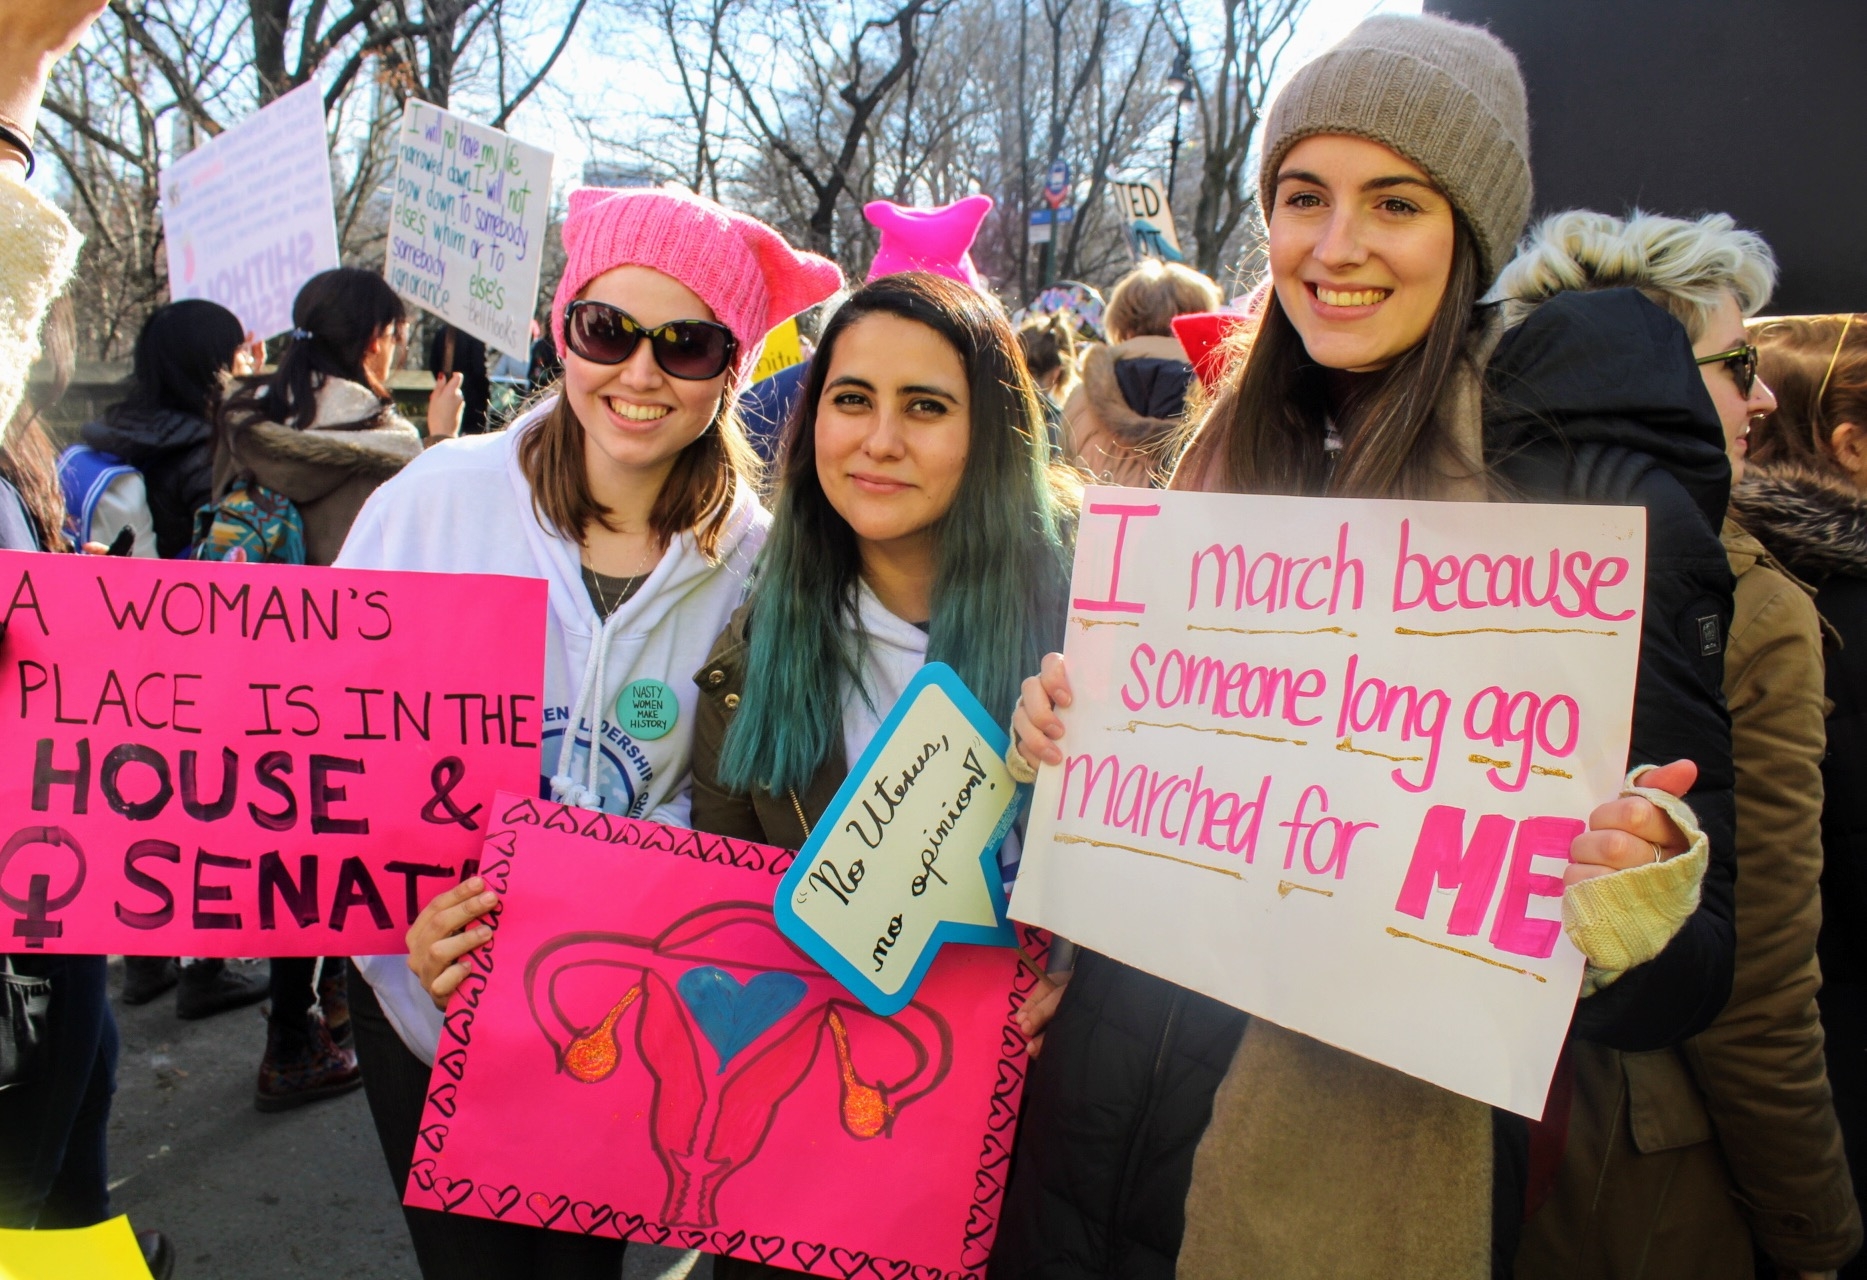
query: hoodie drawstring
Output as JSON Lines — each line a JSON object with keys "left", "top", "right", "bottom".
{"left": 550, "top": 612, "right": 616, "bottom": 810}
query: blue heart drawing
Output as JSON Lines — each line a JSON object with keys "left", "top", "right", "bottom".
{"left": 677, "top": 966, "right": 808, "bottom": 1073}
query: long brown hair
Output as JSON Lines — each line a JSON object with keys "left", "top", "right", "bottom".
{"left": 2, "top": 296, "right": 76, "bottom": 551}
{"left": 1171, "top": 217, "right": 1485, "bottom": 498}
{"left": 1750, "top": 314, "right": 1867, "bottom": 474}
{"left": 515, "top": 381, "right": 760, "bottom": 560}
{"left": 0, "top": 407, "right": 66, "bottom": 551}
{"left": 220, "top": 268, "right": 407, "bottom": 433}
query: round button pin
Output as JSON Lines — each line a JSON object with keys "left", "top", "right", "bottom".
{"left": 617, "top": 678, "right": 679, "bottom": 741}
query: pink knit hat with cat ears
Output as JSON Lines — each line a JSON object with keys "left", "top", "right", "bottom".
{"left": 550, "top": 187, "right": 844, "bottom": 381}
{"left": 864, "top": 195, "right": 994, "bottom": 290}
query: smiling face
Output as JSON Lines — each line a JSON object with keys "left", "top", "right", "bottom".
{"left": 1268, "top": 135, "right": 1459, "bottom": 372}
{"left": 814, "top": 311, "right": 972, "bottom": 566}
{"left": 562, "top": 265, "right": 731, "bottom": 484}
{"left": 1694, "top": 291, "right": 1777, "bottom": 484}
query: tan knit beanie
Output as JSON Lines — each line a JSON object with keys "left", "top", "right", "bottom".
{"left": 1257, "top": 13, "right": 1531, "bottom": 285}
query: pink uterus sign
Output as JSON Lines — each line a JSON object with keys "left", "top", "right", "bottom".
{"left": 406, "top": 795, "right": 1036, "bottom": 1278}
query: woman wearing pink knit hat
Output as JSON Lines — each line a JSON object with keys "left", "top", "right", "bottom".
{"left": 334, "top": 186, "right": 841, "bottom": 1279}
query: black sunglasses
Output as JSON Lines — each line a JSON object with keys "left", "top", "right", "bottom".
{"left": 1694, "top": 343, "right": 1759, "bottom": 398}
{"left": 563, "top": 301, "right": 738, "bottom": 381}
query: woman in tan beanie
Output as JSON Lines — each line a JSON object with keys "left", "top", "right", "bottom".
{"left": 992, "top": 13, "right": 1738, "bottom": 1280}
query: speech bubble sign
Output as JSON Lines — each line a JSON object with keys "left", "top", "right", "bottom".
{"left": 774, "top": 664, "right": 1019, "bottom": 1014}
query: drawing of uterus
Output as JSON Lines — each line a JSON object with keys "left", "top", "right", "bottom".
{"left": 524, "top": 902, "right": 953, "bottom": 1228}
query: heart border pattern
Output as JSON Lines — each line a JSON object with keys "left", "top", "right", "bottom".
{"left": 402, "top": 796, "right": 1040, "bottom": 1280}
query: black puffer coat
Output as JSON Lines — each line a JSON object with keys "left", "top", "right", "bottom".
{"left": 80, "top": 406, "right": 213, "bottom": 558}
{"left": 989, "top": 289, "right": 1738, "bottom": 1280}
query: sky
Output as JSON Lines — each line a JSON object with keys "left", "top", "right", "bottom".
{"left": 1277, "top": 0, "right": 1423, "bottom": 89}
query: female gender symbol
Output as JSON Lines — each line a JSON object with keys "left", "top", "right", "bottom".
{"left": 0, "top": 826, "right": 88, "bottom": 948}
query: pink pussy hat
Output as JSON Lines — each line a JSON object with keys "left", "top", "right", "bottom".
{"left": 550, "top": 187, "right": 843, "bottom": 380}
{"left": 863, "top": 195, "right": 993, "bottom": 290}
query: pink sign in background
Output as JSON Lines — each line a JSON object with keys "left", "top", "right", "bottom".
{"left": 0, "top": 551, "right": 546, "bottom": 956}
{"left": 405, "top": 794, "right": 1038, "bottom": 1279}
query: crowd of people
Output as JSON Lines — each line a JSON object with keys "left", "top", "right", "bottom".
{"left": 2, "top": 2, "right": 1866, "bottom": 1278}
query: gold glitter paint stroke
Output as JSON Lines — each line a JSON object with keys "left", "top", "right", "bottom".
{"left": 1385, "top": 927, "right": 1548, "bottom": 982}
{"left": 1053, "top": 834, "right": 1244, "bottom": 880}
{"left": 1112, "top": 720, "right": 1307, "bottom": 747}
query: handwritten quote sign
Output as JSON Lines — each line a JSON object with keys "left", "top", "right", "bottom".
{"left": 776, "top": 664, "right": 1018, "bottom": 1014}
{"left": 0, "top": 552, "right": 546, "bottom": 957}
{"left": 1011, "top": 489, "right": 1646, "bottom": 1115}
{"left": 407, "top": 794, "right": 1036, "bottom": 1278}
{"left": 161, "top": 81, "right": 341, "bottom": 339}
{"left": 385, "top": 102, "right": 553, "bottom": 356}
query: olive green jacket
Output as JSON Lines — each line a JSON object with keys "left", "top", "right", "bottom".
{"left": 1517, "top": 523, "right": 1861, "bottom": 1278}
{"left": 688, "top": 602, "right": 847, "bottom": 850}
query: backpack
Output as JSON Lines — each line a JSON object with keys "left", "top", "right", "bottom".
{"left": 189, "top": 484, "right": 307, "bottom": 564}
{"left": 56, "top": 444, "right": 151, "bottom": 548}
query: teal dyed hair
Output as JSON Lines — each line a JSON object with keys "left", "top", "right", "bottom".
{"left": 718, "top": 272, "right": 1077, "bottom": 796}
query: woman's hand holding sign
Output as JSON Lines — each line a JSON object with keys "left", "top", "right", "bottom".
{"left": 1568, "top": 759, "right": 1697, "bottom": 887}
{"left": 1011, "top": 652, "right": 1072, "bottom": 770}
{"left": 1015, "top": 971, "right": 1071, "bottom": 1058}
{"left": 408, "top": 876, "right": 498, "bottom": 1010}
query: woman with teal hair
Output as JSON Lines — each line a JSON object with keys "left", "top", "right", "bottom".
{"left": 690, "top": 268, "right": 1076, "bottom": 874}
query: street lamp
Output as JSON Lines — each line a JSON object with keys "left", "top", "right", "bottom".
{"left": 1166, "top": 42, "right": 1195, "bottom": 201}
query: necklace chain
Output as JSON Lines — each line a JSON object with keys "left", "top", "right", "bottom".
{"left": 587, "top": 565, "right": 622, "bottom": 618}
{"left": 582, "top": 535, "right": 656, "bottom": 619}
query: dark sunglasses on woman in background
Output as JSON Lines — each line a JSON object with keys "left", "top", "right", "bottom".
{"left": 1694, "top": 342, "right": 1759, "bottom": 397}
{"left": 563, "top": 300, "right": 739, "bottom": 381}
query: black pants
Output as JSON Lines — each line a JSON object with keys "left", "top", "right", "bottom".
{"left": 348, "top": 971, "right": 625, "bottom": 1279}
{"left": 270, "top": 956, "right": 346, "bottom": 1028}
{"left": 0, "top": 955, "right": 116, "bottom": 1228}
{"left": 1822, "top": 979, "right": 1867, "bottom": 1280}
{"left": 715, "top": 1258, "right": 808, "bottom": 1279}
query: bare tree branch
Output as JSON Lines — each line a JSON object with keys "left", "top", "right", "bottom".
{"left": 491, "top": 0, "right": 589, "bottom": 127}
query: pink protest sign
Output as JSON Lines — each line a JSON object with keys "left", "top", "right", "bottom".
{"left": 0, "top": 551, "right": 546, "bottom": 956}
{"left": 405, "top": 794, "right": 1036, "bottom": 1278}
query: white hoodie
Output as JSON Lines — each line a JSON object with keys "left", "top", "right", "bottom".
{"left": 842, "top": 582, "right": 1025, "bottom": 889}
{"left": 842, "top": 580, "right": 931, "bottom": 764}
{"left": 337, "top": 399, "right": 768, "bottom": 1061}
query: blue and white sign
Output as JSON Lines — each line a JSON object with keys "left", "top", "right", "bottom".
{"left": 1044, "top": 158, "right": 1072, "bottom": 208}
{"left": 774, "top": 664, "right": 1021, "bottom": 1015}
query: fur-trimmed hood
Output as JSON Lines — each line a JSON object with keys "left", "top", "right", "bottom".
{"left": 1732, "top": 462, "right": 1867, "bottom": 583}
{"left": 220, "top": 376, "right": 422, "bottom": 506}
{"left": 1062, "top": 336, "right": 1196, "bottom": 485}
{"left": 1077, "top": 336, "right": 1193, "bottom": 443}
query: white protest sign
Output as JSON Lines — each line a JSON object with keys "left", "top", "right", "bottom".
{"left": 160, "top": 82, "right": 341, "bottom": 339}
{"left": 1107, "top": 175, "right": 1185, "bottom": 264}
{"left": 775, "top": 664, "right": 1020, "bottom": 1014}
{"left": 385, "top": 102, "right": 553, "bottom": 357}
{"left": 1010, "top": 488, "right": 1647, "bottom": 1116}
